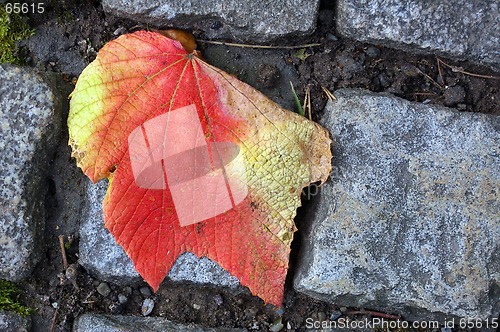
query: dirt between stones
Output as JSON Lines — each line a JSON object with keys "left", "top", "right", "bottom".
{"left": 13, "top": 1, "right": 499, "bottom": 331}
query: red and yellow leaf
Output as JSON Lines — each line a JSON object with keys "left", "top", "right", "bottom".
{"left": 68, "top": 30, "right": 332, "bottom": 306}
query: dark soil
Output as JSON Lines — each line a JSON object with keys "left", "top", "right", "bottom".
{"left": 12, "top": 0, "right": 499, "bottom": 331}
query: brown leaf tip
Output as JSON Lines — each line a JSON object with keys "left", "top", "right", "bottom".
{"left": 156, "top": 29, "right": 197, "bottom": 54}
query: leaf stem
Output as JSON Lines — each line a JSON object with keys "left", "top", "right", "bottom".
{"left": 58, "top": 235, "right": 68, "bottom": 270}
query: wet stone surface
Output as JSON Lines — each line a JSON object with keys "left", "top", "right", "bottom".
{"left": 101, "top": 0, "right": 320, "bottom": 42}
{"left": 295, "top": 88, "right": 500, "bottom": 322}
{"left": 74, "top": 314, "right": 247, "bottom": 332}
{"left": 0, "top": 311, "right": 31, "bottom": 332}
{"left": 0, "top": 65, "right": 61, "bottom": 282}
{"left": 336, "top": 0, "right": 500, "bottom": 71}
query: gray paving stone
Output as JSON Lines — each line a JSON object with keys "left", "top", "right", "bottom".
{"left": 79, "top": 180, "right": 240, "bottom": 288}
{"left": 294, "top": 89, "right": 499, "bottom": 321}
{"left": 336, "top": 0, "right": 500, "bottom": 71}
{"left": 0, "top": 65, "right": 61, "bottom": 281}
{"left": 101, "top": 0, "right": 320, "bottom": 42}
{"left": 74, "top": 313, "right": 247, "bottom": 331}
{"left": 0, "top": 311, "right": 31, "bottom": 332}
{"left": 79, "top": 180, "right": 141, "bottom": 285}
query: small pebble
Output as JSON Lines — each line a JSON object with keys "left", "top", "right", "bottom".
{"left": 213, "top": 294, "right": 223, "bottom": 306}
{"left": 269, "top": 318, "right": 284, "bottom": 332}
{"left": 326, "top": 33, "right": 338, "bottom": 41}
{"left": 192, "top": 303, "right": 201, "bottom": 310}
{"left": 117, "top": 293, "right": 128, "bottom": 305}
{"left": 142, "top": 298, "right": 155, "bottom": 316}
{"left": 96, "top": 282, "right": 111, "bottom": 297}
{"left": 139, "top": 286, "right": 152, "bottom": 297}
{"left": 330, "top": 310, "right": 342, "bottom": 321}
{"left": 113, "top": 26, "right": 126, "bottom": 36}
{"left": 365, "top": 45, "right": 380, "bottom": 58}
{"left": 317, "top": 311, "right": 327, "bottom": 321}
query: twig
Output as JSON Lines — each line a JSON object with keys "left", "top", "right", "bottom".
{"left": 413, "top": 92, "right": 438, "bottom": 102}
{"left": 197, "top": 39, "right": 321, "bottom": 50}
{"left": 436, "top": 58, "right": 444, "bottom": 85}
{"left": 321, "top": 85, "right": 336, "bottom": 102}
{"left": 58, "top": 235, "right": 68, "bottom": 270}
{"left": 414, "top": 92, "right": 437, "bottom": 95}
{"left": 346, "top": 309, "right": 401, "bottom": 320}
{"left": 49, "top": 302, "right": 59, "bottom": 332}
{"left": 303, "top": 86, "right": 312, "bottom": 120}
{"left": 413, "top": 92, "right": 439, "bottom": 99}
{"left": 437, "top": 58, "right": 500, "bottom": 80}
{"left": 416, "top": 68, "right": 443, "bottom": 90}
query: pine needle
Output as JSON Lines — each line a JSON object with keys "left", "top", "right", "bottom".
{"left": 321, "top": 85, "right": 336, "bottom": 102}
{"left": 197, "top": 40, "right": 321, "bottom": 50}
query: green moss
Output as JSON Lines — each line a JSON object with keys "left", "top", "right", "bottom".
{"left": 0, "top": 6, "right": 35, "bottom": 64}
{"left": 0, "top": 280, "right": 32, "bottom": 316}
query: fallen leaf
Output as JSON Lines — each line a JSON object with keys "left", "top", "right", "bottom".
{"left": 68, "top": 30, "right": 332, "bottom": 306}
{"left": 293, "top": 48, "right": 310, "bottom": 61}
